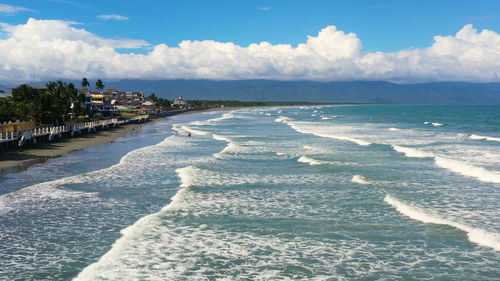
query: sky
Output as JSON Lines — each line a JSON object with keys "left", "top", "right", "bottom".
{"left": 0, "top": 0, "right": 500, "bottom": 84}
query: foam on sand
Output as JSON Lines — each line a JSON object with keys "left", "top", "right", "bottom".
{"left": 351, "top": 175, "right": 371, "bottom": 185}
{"left": 469, "top": 134, "right": 500, "bottom": 142}
{"left": 384, "top": 195, "right": 500, "bottom": 251}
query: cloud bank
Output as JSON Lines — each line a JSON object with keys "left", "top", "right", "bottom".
{"left": 0, "top": 18, "right": 500, "bottom": 84}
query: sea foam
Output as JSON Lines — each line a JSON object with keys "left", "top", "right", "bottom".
{"left": 384, "top": 195, "right": 500, "bottom": 251}
{"left": 469, "top": 134, "right": 500, "bottom": 142}
{"left": 298, "top": 156, "right": 327, "bottom": 166}
{"left": 284, "top": 121, "right": 372, "bottom": 146}
{"left": 392, "top": 145, "right": 500, "bottom": 184}
{"left": 351, "top": 175, "right": 371, "bottom": 185}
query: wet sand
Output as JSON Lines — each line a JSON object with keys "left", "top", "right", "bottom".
{"left": 0, "top": 123, "right": 142, "bottom": 174}
{"left": 0, "top": 107, "right": 244, "bottom": 174}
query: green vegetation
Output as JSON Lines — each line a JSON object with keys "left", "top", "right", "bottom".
{"left": 81, "top": 77, "right": 90, "bottom": 89}
{"left": 146, "top": 93, "right": 171, "bottom": 110}
{"left": 188, "top": 100, "right": 320, "bottom": 108}
{"left": 96, "top": 79, "right": 105, "bottom": 91}
{"left": 0, "top": 82, "right": 86, "bottom": 124}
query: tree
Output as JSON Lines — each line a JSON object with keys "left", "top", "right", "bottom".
{"left": 96, "top": 79, "right": 105, "bottom": 91}
{"left": 81, "top": 77, "right": 90, "bottom": 89}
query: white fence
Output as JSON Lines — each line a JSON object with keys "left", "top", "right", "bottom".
{"left": 0, "top": 115, "right": 149, "bottom": 145}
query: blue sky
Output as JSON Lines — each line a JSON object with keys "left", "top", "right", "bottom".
{"left": 0, "top": 0, "right": 500, "bottom": 83}
{"left": 1, "top": 0, "right": 498, "bottom": 52}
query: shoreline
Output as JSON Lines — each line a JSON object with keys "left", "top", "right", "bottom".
{"left": 0, "top": 107, "right": 242, "bottom": 175}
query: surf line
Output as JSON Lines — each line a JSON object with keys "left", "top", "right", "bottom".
{"left": 76, "top": 132, "right": 233, "bottom": 278}
{"left": 384, "top": 195, "right": 500, "bottom": 251}
{"left": 391, "top": 145, "right": 500, "bottom": 184}
{"left": 74, "top": 165, "right": 199, "bottom": 279}
{"left": 275, "top": 116, "right": 372, "bottom": 146}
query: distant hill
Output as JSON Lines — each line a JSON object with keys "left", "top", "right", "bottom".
{"left": 106, "top": 79, "right": 500, "bottom": 104}
{"left": 3, "top": 80, "right": 500, "bottom": 104}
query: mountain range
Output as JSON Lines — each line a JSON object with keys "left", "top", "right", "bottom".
{"left": 2, "top": 80, "right": 500, "bottom": 104}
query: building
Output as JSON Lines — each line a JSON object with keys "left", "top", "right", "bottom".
{"left": 141, "top": 99, "right": 158, "bottom": 114}
{"left": 111, "top": 89, "right": 144, "bottom": 110}
{"left": 172, "top": 95, "right": 189, "bottom": 109}
{"left": 77, "top": 87, "right": 150, "bottom": 116}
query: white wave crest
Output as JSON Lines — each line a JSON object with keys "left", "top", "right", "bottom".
{"left": 352, "top": 175, "right": 370, "bottom": 185}
{"left": 388, "top": 127, "right": 401, "bottom": 131}
{"left": 298, "top": 156, "right": 326, "bottom": 166}
{"left": 432, "top": 123, "right": 443, "bottom": 127}
{"left": 204, "top": 111, "right": 236, "bottom": 123}
{"left": 212, "top": 134, "right": 231, "bottom": 142}
{"left": 275, "top": 116, "right": 291, "bottom": 123}
{"left": 75, "top": 165, "right": 197, "bottom": 280}
{"left": 286, "top": 122, "right": 371, "bottom": 146}
{"left": 392, "top": 145, "right": 434, "bottom": 158}
{"left": 180, "top": 126, "right": 209, "bottom": 135}
{"left": 384, "top": 195, "right": 500, "bottom": 251}
{"left": 392, "top": 145, "right": 500, "bottom": 184}
{"left": 176, "top": 166, "right": 199, "bottom": 188}
{"left": 469, "top": 134, "right": 500, "bottom": 142}
{"left": 434, "top": 156, "right": 500, "bottom": 184}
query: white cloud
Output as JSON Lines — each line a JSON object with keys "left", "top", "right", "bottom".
{"left": 0, "top": 18, "right": 500, "bottom": 84}
{"left": 0, "top": 3, "right": 32, "bottom": 14}
{"left": 97, "top": 14, "right": 129, "bottom": 21}
{"left": 258, "top": 7, "right": 270, "bottom": 11}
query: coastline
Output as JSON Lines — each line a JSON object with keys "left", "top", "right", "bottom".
{"left": 0, "top": 107, "right": 243, "bottom": 175}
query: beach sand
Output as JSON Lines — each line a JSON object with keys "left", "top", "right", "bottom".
{"left": 0, "top": 123, "right": 143, "bottom": 174}
{"left": 0, "top": 107, "right": 243, "bottom": 174}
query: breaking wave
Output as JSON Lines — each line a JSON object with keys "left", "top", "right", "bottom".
{"left": 469, "top": 134, "right": 500, "bottom": 142}
{"left": 384, "top": 195, "right": 500, "bottom": 251}
{"left": 351, "top": 175, "right": 371, "bottom": 185}
{"left": 392, "top": 145, "right": 500, "bottom": 184}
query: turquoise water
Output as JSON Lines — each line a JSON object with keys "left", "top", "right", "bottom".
{"left": 0, "top": 105, "right": 499, "bottom": 280}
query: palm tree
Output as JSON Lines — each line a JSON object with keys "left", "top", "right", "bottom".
{"left": 81, "top": 77, "right": 90, "bottom": 89}
{"left": 96, "top": 79, "right": 105, "bottom": 91}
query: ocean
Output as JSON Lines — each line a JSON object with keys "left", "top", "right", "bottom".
{"left": 0, "top": 105, "right": 499, "bottom": 280}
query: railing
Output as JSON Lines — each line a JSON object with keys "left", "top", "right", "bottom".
{"left": 0, "top": 115, "right": 148, "bottom": 144}
{"left": 0, "top": 131, "right": 19, "bottom": 142}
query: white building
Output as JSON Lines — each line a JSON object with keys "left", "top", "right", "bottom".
{"left": 172, "top": 94, "right": 189, "bottom": 109}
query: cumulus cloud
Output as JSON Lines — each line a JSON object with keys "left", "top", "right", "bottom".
{"left": 0, "top": 18, "right": 499, "bottom": 84}
{"left": 0, "top": 3, "right": 32, "bottom": 14}
{"left": 97, "top": 14, "right": 129, "bottom": 21}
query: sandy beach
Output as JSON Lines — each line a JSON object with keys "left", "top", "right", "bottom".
{"left": 0, "top": 107, "right": 243, "bottom": 174}
{"left": 0, "top": 123, "right": 143, "bottom": 174}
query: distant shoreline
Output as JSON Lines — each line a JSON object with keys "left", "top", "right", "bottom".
{"left": 0, "top": 104, "right": 329, "bottom": 175}
{"left": 0, "top": 107, "right": 233, "bottom": 175}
